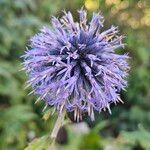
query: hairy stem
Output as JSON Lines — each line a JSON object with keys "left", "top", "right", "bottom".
{"left": 48, "top": 110, "right": 66, "bottom": 150}
{"left": 50, "top": 109, "right": 66, "bottom": 139}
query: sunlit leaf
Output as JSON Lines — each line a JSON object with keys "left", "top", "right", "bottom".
{"left": 25, "top": 135, "right": 52, "bottom": 150}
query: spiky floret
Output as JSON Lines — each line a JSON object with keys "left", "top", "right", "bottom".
{"left": 22, "top": 8, "right": 129, "bottom": 121}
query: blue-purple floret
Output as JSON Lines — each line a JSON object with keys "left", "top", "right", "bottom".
{"left": 22, "top": 8, "right": 129, "bottom": 121}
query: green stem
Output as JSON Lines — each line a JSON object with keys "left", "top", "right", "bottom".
{"left": 48, "top": 109, "right": 66, "bottom": 150}
{"left": 50, "top": 110, "right": 66, "bottom": 139}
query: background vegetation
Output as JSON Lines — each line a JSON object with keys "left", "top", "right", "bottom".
{"left": 0, "top": 0, "right": 149, "bottom": 149}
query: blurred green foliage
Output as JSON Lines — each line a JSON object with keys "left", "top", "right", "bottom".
{"left": 0, "top": 0, "right": 150, "bottom": 150}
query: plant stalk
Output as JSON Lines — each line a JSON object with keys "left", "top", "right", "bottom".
{"left": 50, "top": 109, "right": 66, "bottom": 139}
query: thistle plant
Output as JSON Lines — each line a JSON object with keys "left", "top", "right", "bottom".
{"left": 22, "top": 8, "right": 129, "bottom": 141}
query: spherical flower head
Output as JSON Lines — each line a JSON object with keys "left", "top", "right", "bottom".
{"left": 22, "top": 8, "right": 129, "bottom": 121}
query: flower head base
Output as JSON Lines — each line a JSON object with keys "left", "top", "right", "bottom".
{"left": 22, "top": 8, "right": 129, "bottom": 121}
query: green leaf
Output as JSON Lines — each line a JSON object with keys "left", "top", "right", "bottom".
{"left": 121, "top": 125, "right": 150, "bottom": 149}
{"left": 25, "top": 135, "right": 52, "bottom": 150}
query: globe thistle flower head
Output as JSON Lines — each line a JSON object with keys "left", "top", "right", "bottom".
{"left": 22, "top": 8, "right": 129, "bottom": 121}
